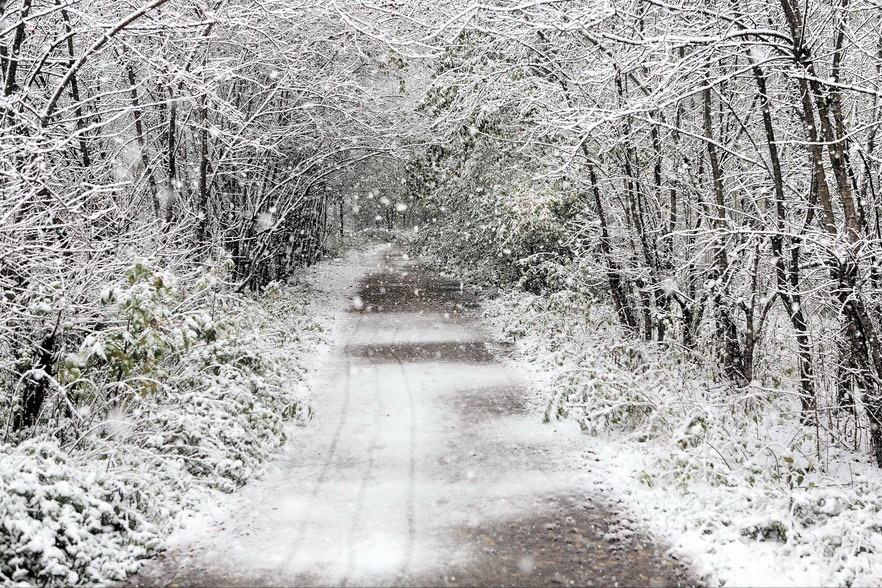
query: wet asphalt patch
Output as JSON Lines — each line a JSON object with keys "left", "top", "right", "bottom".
{"left": 345, "top": 342, "right": 496, "bottom": 364}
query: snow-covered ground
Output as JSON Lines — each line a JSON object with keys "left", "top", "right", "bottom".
{"left": 8, "top": 244, "right": 880, "bottom": 586}
{"left": 481, "top": 289, "right": 882, "bottom": 587}
{"left": 0, "top": 246, "right": 386, "bottom": 586}
{"left": 131, "top": 246, "right": 692, "bottom": 587}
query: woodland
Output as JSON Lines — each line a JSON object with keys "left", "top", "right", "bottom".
{"left": 3, "top": 0, "right": 882, "bottom": 584}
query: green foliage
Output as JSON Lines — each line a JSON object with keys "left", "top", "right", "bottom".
{"left": 0, "top": 255, "right": 331, "bottom": 585}
{"left": 60, "top": 263, "right": 217, "bottom": 402}
{"left": 412, "top": 140, "right": 579, "bottom": 291}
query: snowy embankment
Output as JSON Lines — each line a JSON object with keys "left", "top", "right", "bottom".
{"left": 0, "top": 247, "right": 380, "bottom": 586}
{"left": 482, "top": 290, "right": 882, "bottom": 587}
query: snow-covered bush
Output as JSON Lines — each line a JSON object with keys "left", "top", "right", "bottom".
{"left": 486, "top": 288, "right": 723, "bottom": 435}
{"left": 484, "top": 286, "right": 882, "bottom": 585}
{"left": 128, "top": 333, "right": 309, "bottom": 493}
{"left": 0, "top": 441, "right": 160, "bottom": 585}
{"left": 0, "top": 257, "right": 333, "bottom": 585}
{"left": 58, "top": 263, "right": 209, "bottom": 402}
{"left": 413, "top": 183, "right": 576, "bottom": 292}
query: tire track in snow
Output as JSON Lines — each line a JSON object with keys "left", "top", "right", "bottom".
{"left": 388, "top": 344, "right": 417, "bottom": 577}
{"left": 274, "top": 307, "right": 365, "bottom": 578}
{"left": 340, "top": 316, "right": 386, "bottom": 587}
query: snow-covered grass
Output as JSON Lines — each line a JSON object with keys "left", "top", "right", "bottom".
{"left": 482, "top": 288, "right": 882, "bottom": 587}
{"left": 0, "top": 247, "right": 377, "bottom": 586}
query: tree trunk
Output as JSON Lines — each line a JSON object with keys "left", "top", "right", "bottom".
{"left": 702, "top": 83, "right": 747, "bottom": 386}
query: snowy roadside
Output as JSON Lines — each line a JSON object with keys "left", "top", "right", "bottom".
{"left": 481, "top": 289, "right": 882, "bottom": 587}
{"left": 0, "top": 245, "right": 385, "bottom": 586}
{"left": 155, "top": 244, "right": 388, "bottom": 552}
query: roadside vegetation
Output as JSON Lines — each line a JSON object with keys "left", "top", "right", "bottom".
{"left": 5, "top": 0, "right": 882, "bottom": 584}
{"left": 405, "top": 2, "right": 882, "bottom": 583}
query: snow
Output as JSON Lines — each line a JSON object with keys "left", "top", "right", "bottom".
{"left": 133, "top": 248, "right": 653, "bottom": 587}
{"left": 0, "top": 245, "right": 387, "bottom": 586}
{"left": 348, "top": 311, "right": 481, "bottom": 346}
{"left": 481, "top": 289, "right": 882, "bottom": 587}
{"left": 8, "top": 239, "right": 882, "bottom": 586}
{"left": 143, "top": 245, "right": 391, "bottom": 546}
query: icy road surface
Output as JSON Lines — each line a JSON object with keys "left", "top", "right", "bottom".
{"left": 132, "top": 247, "right": 693, "bottom": 587}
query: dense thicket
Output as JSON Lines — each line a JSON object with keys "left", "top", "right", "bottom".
{"left": 7, "top": 0, "right": 882, "bottom": 469}
{"left": 0, "top": 0, "right": 406, "bottom": 438}
{"left": 410, "top": 0, "right": 882, "bottom": 466}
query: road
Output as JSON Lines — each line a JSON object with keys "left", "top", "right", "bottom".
{"left": 132, "top": 247, "right": 693, "bottom": 587}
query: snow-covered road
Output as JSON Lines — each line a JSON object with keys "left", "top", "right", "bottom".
{"left": 132, "top": 247, "right": 693, "bottom": 586}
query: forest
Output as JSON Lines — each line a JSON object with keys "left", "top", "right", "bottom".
{"left": 3, "top": 0, "right": 882, "bottom": 585}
